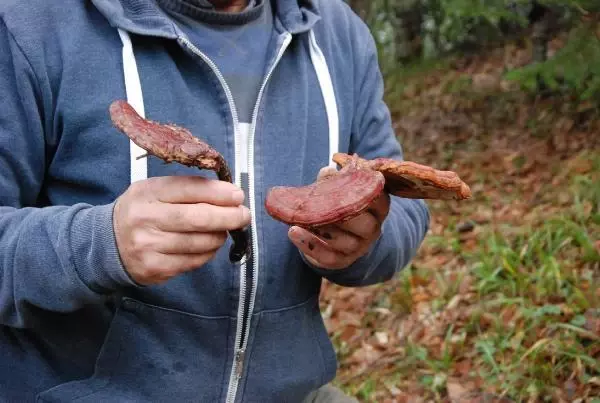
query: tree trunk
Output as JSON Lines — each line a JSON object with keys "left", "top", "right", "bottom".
{"left": 394, "top": 0, "right": 424, "bottom": 62}
{"left": 347, "top": 0, "right": 370, "bottom": 21}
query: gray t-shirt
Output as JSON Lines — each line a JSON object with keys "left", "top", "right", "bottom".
{"left": 158, "top": 0, "right": 274, "bottom": 123}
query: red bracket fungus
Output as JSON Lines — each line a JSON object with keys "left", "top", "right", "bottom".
{"left": 109, "top": 100, "right": 250, "bottom": 263}
{"left": 264, "top": 153, "right": 471, "bottom": 228}
{"left": 332, "top": 153, "right": 472, "bottom": 201}
{"left": 264, "top": 155, "right": 385, "bottom": 227}
{"left": 109, "top": 99, "right": 471, "bottom": 242}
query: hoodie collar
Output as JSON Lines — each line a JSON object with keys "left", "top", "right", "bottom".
{"left": 91, "top": 0, "right": 320, "bottom": 37}
{"left": 271, "top": 0, "right": 320, "bottom": 34}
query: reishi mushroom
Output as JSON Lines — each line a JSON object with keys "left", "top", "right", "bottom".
{"left": 109, "top": 99, "right": 472, "bottom": 240}
{"left": 264, "top": 155, "right": 386, "bottom": 227}
{"left": 264, "top": 153, "right": 471, "bottom": 228}
{"left": 109, "top": 100, "right": 250, "bottom": 263}
{"left": 332, "top": 153, "right": 472, "bottom": 201}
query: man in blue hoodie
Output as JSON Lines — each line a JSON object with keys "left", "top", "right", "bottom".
{"left": 0, "top": 0, "right": 429, "bottom": 401}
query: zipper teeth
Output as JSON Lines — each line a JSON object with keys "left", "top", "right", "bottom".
{"left": 224, "top": 33, "right": 293, "bottom": 403}
{"left": 177, "top": 36, "right": 246, "bottom": 403}
{"left": 242, "top": 33, "right": 293, "bottom": 351}
{"left": 179, "top": 33, "right": 292, "bottom": 403}
{"left": 178, "top": 37, "right": 241, "bottom": 134}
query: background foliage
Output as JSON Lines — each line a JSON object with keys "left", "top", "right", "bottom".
{"left": 322, "top": 1, "right": 600, "bottom": 401}
{"left": 346, "top": 0, "right": 600, "bottom": 101}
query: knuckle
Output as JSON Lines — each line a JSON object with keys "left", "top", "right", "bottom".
{"left": 212, "top": 178, "right": 233, "bottom": 192}
{"left": 200, "top": 209, "right": 217, "bottom": 231}
{"left": 127, "top": 205, "right": 148, "bottom": 226}
{"left": 126, "top": 182, "right": 140, "bottom": 196}
{"left": 131, "top": 230, "right": 153, "bottom": 253}
{"left": 139, "top": 253, "right": 157, "bottom": 271}
{"left": 129, "top": 180, "right": 150, "bottom": 197}
{"left": 128, "top": 231, "right": 144, "bottom": 252}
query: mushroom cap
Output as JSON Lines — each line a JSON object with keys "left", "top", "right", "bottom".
{"left": 265, "top": 161, "right": 385, "bottom": 227}
{"left": 110, "top": 100, "right": 231, "bottom": 182}
{"left": 332, "top": 153, "right": 471, "bottom": 201}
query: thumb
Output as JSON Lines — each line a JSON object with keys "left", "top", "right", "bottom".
{"left": 317, "top": 166, "right": 338, "bottom": 181}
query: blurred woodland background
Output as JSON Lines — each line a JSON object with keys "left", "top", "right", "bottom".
{"left": 320, "top": 1, "right": 600, "bottom": 401}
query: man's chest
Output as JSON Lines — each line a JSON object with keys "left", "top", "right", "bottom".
{"left": 42, "top": 39, "right": 341, "bottom": 207}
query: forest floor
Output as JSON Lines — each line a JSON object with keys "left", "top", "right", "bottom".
{"left": 321, "top": 34, "right": 600, "bottom": 402}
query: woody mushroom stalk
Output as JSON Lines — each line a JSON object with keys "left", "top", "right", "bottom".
{"left": 109, "top": 100, "right": 251, "bottom": 263}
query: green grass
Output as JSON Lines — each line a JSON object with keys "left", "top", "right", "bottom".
{"left": 319, "top": 31, "right": 600, "bottom": 398}
{"left": 458, "top": 165, "right": 600, "bottom": 400}
{"left": 326, "top": 149, "right": 600, "bottom": 401}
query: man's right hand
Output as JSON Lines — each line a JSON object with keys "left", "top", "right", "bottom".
{"left": 112, "top": 176, "right": 250, "bottom": 286}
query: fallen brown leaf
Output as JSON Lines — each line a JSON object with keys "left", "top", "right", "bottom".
{"left": 447, "top": 379, "right": 470, "bottom": 402}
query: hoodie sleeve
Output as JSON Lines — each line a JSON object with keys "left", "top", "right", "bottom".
{"left": 307, "top": 15, "right": 430, "bottom": 287}
{"left": 0, "top": 18, "right": 139, "bottom": 329}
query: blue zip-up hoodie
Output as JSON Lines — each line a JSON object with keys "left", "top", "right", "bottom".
{"left": 0, "top": 0, "right": 430, "bottom": 401}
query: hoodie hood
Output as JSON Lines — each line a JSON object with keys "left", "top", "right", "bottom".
{"left": 90, "top": 0, "right": 321, "bottom": 37}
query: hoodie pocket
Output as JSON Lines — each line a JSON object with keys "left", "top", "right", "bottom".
{"left": 239, "top": 295, "right": 338, "bottom": 403}
{"left": 36, "top": 297, "right": 231, "bottom": 403}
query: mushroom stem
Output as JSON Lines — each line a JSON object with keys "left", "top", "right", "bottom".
{"left": 109, "top": 100, "right": 250, "bottom": 263}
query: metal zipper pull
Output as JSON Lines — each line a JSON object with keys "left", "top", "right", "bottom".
{"left": 235, "top": 349, "right": 246, "bottom": 379}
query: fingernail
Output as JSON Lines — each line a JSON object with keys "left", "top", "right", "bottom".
{"left": 289, "top": 228, "right": 302, "bottom": 241}
{"left": 288, "top": 227, "right": 304, "bottom": 244}
{"left": 232, "top": 189, "right": 245, "bottom": 204}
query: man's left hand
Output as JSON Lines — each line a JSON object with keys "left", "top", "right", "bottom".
{"left": 288, "top": 167, "right": 390, "bottom": 270}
